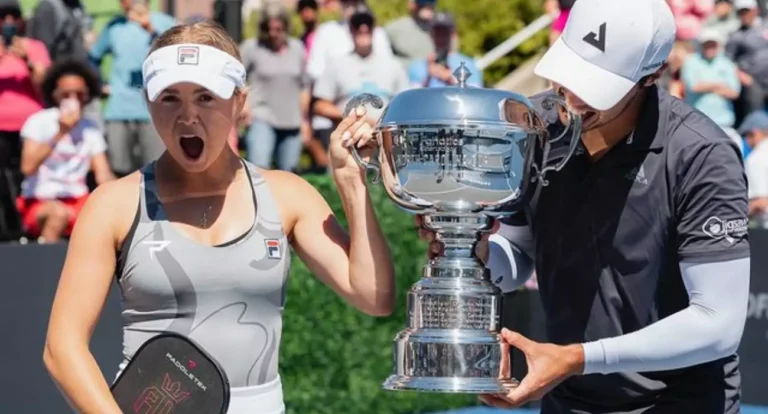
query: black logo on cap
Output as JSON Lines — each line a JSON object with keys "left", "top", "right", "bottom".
{"left": 583, "top": 22, "right": 607, "bottom": 52}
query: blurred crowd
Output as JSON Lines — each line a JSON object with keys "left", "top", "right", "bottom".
{"left": 2, "top": 0, "right": 768, "bottom": 245}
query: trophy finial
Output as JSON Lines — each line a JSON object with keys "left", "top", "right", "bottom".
{"left": 454, "top": 62, "right": 472, "bottom": 87}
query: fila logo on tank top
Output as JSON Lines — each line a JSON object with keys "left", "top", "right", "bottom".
{"left": 116, "top": 160, "right": 291, "bottom": 388}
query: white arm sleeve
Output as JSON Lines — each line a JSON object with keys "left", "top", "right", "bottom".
{"left": 581, "top": 257, "right": 750, "bottom": 375}
{"left": 486, "top": 223, "right": 536, "bottom": 293}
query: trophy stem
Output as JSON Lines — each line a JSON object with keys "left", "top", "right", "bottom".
{"left": 422, "top": 213, "right": 495, "bottom": 281}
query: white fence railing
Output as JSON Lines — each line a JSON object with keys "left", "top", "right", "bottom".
{"left": 475, "top": 14, "right": 553, "bottom": 71}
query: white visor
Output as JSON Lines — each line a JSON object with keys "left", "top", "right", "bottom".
{"left": 142, "top": 43, "right": 246, "bottom": 102}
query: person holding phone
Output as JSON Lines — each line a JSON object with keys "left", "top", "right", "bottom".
{"left": 17, "top": 58, "right": 115, "bottom": 242}
{"left": 407, "top": 12, "right": 481, "bottom": 88}
{"left": 0, "top": 0, "right": 51, "bottom": 237}
{"left": 89, "top": 0, "right": 176, "bottom": 177}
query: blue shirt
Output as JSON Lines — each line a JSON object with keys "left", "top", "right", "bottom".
{"left": 681, "top": 53, "right": 741, "bottom": 128}
{"left": 89, "top": 13, "right": 176, "bottom": 121}
{"left": 408, "top": 52, "right": 483, "bottom": 88}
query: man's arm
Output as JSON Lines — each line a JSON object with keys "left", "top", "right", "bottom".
{"left": 486, "top": 220, "right": 536, "bottom": 293}
{"left": 582, "top": 258, "right": 749, "bottom": 374}
{"left": 583, "top": 137, "right": 750, "bottom": 374}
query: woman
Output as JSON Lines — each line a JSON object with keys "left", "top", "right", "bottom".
{"left": 17, "top": 58, "right": 114, "bottom": 243}
{"left": 0, "top": 0, "right": 50, "bottom": 234}
{"left": 241, "top": 5, "right": 311, "bottom": 172}
{"left": 42, "top": 21, "right": 394, "bottom": 414}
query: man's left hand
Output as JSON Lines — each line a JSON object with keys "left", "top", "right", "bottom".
{"left": 479, "top": 329, "right": 585, "bottom": 408}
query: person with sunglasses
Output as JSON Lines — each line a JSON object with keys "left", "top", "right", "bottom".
{"left": 17, "top": 58, "right": 115, "bottom": 243}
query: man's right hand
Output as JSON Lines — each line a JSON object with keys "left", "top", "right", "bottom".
{"left": 415, "top": 215, "right": 497, "bottom": 262}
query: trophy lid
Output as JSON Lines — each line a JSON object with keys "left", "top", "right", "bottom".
{"left": 378, "top": 62, "right": 538, "bottom": 128}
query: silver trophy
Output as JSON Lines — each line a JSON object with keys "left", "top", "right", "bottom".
{"left": 343, "top": 63, "right": 582, "bottom": 394}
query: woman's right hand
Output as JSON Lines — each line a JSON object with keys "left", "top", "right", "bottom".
{"left": 415, "top": 215, "right": 497, "bottom": 262}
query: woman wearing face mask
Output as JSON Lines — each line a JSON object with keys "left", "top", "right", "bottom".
{"left": 0, "top": 0, "right": 50, "bottom": 236}
{"left": 42, "top": 21, "right": 394, "bottom": 414}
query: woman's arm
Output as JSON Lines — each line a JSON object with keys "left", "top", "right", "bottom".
{"left": 266, "top": 170, "right": 396, "bottom": 316}
{"left": 43, "top": 179, "right": 135, "bottom": 413}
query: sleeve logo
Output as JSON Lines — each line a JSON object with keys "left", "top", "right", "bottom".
{"left": 702, "top": 216, "right": 748, "bottom": 244}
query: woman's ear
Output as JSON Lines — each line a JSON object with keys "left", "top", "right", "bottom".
{"left": 644, "top": 63, "right": 669, "bottom": 87}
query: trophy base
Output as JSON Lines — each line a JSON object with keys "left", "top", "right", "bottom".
{"left": 382, "top": 375, "right": 518, "bottom": 394}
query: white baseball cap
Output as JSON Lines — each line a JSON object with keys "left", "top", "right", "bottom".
{"left": 142, "top": 43, "right": 246, "bottom": 102}
{"left": 534, "top": 0, "right": 676, "bottom": 111}
{"left": 734, "top": 0, "right": 758, "bottom": 10}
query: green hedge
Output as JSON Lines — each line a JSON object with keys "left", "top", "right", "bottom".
{"left": 279, "top": 174, "right": 476, "bottom": 413}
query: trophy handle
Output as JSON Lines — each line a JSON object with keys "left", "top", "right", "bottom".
{"left": 343, "top": 93, "right": 384, "bottom": 183}
{"left": 536, "top": 95, "right": 582, "bottom": 186}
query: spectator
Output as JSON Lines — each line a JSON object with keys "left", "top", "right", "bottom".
{"left": 681, "top": 28, "right": 741, "bottom": 148}
{"left": 725, "top": 0, "right": 768, "bottom": 125}
{"left": 703, "top": 0, "right": 740, "bottom": 40}
{"left": 659, "top": 41, "right": 692, "bottom": 99}
{"left": 739, "top": 110, "right": 768, "bottom": 227}
{"left": 408, "top": 12, "right": 482, "bottom": 88}
{"left": 297, "top": 0, "right": 318, "bottom": 61}
{"left": 668, "top": 0, "right": 714, "bottom": 41}
{"left": 546, "top": 0, "right": 576, "bottom": 45}
{"left": 240, "top": 5, "right": 310, "bottom": 172}
{"left": 306, "top": 0, "right": 392, "bottom": 153}
{"left": 313, "top": 6, "right": 408, "bottom": 127}
{"left": 0, "top": 0, "right": 51, "bottom": 237}
{"left": 27, "top": 0, "right": 92, "bottom": 62}
{"left": 385, "top": 0, "right": 452, "bottom": 68}
{"left": 17, "top": 58, "right": 114, "bottom": 243}
{"left": 89, "top": 0, "right": 176, "bottom": 177}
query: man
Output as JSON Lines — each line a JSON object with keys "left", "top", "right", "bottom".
{"left": 419, "top": 0, "right": 750, "bottom": 412}
{"left": 89, "top": 0, "right": 176, "bottom": 177}
{"left": 297, "top": 0, "right": 318, "bottom": 60}
{"left": 681, "top": 27, "right": 742, "bottom": 152}
{"left": 725, "top": 0, "right": 768, "bottom": 124}
{"left": 385, "top": 0, "right": 439, "bottom": 68}
{"left": 306, "top": 0, "right": 392, "bottom": 154}
{"left": 739, "top": 111, "right": 768, "bottom": 227}
{"left": 703, "top": 0, "right": 740, "bottom": 40}
{"left": 313, "top": 6, "right": 407, "bottom": 126}
{"left": 27, "top": 0, "right": 91, "bottom": 62}
{"left": 407, "top": 12, "right": 481, "bottom": 88}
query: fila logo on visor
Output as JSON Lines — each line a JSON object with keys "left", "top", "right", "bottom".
{"left": 265, "top": 239, "right": 281, "bottom": 259}
{"left": 177, "top": 46, "right": 200, "bottom": 65}
{"left": 583, "top": 22, "right": 607, "bottom": 53}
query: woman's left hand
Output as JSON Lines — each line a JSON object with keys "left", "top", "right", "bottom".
{"left": 329, "top": 105, "right": 377, "bottom": 183}
{"left": 479, "top": 329, "right": 584, "bottom": 408}
{"left": 8, "top": 37, "right": 27, "bottom": 60}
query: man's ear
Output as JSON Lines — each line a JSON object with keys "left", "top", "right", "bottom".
{"left": 643, "top": 63, "right": 669, "bottom": 87}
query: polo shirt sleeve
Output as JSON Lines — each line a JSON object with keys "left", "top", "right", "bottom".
{"left": 675, "top": 138, "right": 750, "bottom": 263}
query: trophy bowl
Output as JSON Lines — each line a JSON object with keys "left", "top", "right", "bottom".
{"left": 345, "top": 64, "right": 581, "bottom": 394}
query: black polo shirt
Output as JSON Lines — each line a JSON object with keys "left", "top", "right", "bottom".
{"left": 506, "top": 85, "right": 750, "bottom": 413}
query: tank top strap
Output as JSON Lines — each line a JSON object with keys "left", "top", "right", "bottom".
{"left": 242, "top": 161, "right": 286, "bottom": 240}
{"left": 139, "top": 161, "right": 166, "bottom": 223}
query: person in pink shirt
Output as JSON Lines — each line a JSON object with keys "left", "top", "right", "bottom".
{"left": 0, "top": 0, "right": 50, "bottom": 237}
{"left": 668, "top": 0, "right": 715, "bottom": 41}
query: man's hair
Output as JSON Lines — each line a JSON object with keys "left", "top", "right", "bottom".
{"left": 150, "top": 21, "right": 241, "bottom": 62}
{"left": 297, "top": 0, "right": 318, "bottom": 11}
{"left": 41, "top": 58, "right": 101, "bottom": 107}
{"left": 257, "top": 4, "right": 291, "bottom": 45}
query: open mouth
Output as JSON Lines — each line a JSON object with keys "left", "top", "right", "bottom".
{"left": 179, "top": 135, "right": 204, "bottom": 160}
{"left": 581, "top": 111, "right": 598, "bottom": 127}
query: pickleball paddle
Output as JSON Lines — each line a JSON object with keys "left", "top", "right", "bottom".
{"left": 111, "top": 333, "right": 230, "bottom": 414}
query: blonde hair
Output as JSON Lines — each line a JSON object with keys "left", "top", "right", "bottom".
{"left": 150, "top": 20, "right": 241, "bottom": 62}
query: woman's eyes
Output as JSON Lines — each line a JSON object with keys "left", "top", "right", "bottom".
{"left": 159, "top": 94, "right": 215, "bottom": 103}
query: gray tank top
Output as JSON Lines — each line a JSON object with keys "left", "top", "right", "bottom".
{"left": 116, "top": 160, "right": 291, "bottom": 388}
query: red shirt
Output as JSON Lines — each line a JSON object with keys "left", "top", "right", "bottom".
{"left": 0, "top": 38, "right": 51, "bottom": 132}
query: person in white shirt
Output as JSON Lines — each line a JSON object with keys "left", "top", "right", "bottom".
{"left": 739, "top": 110, "right": 768, "bottom": 227}
{"left": 18, "top": 58, "right": 115, "bottom": 242}
{"left": 306, "top": 0, "right": 392, "bottom": 150}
